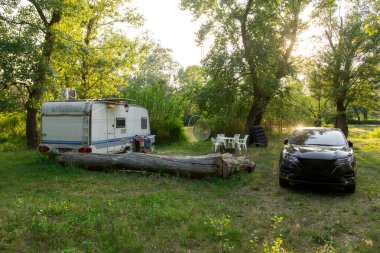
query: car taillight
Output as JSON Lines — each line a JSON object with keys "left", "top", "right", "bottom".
{"left": 38, "top": 145, "right": 50, "bottom": 153}
{"left": 78, "top": 147, "right": 92, "bottom": 153}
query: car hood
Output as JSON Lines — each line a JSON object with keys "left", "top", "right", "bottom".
{"left": 284, "top": 145, "right": 353, "bottom": 160}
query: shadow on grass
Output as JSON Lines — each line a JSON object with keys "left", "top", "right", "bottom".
{"left": 282, "top": 183, "right": 354, "bottom": 197}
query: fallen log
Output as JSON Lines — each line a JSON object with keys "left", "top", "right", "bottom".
{"left": 58, "top": 152, "right": 255, "bottom": 178}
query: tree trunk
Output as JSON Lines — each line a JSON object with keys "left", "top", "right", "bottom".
{"left": 352, "top": 106, "right": 361, "bottom": 122}
{"left": 361, "top": 108, "right": 368, "bottom": 120}
{"left": 23, "top": 11, "right": 61, "bottom": 149}
{"left": 26, "top": 106, "right": 39, "bottom": 149}
{"left": 58, "top": 153, "right": 255, "bottom": 179}
{"left": 314, "top": 117, "right": 322, "bottom": 127}
{"left": 244, "top": 96, "right": 270, "bottom": 133}
{"left": 78, "top": 17, "right": 96, "bottom": 99}
{"left": 253, "top": 98, "right": 269, "bottom": 125}
{"left": 335, "top": 100, "right": 348, "bottom": 136}
{"left": 253, "top": 110, "right": 264, "bottom": 126}
{"left": 244, "top": 101, "right": 257, "bottom": 134}
{"left": 315, "top": 98, "right": 322, "bottom": 126}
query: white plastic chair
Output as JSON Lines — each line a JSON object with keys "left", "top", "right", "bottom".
{"left": 216, "top": 134, "right": 226, "bottom": 146}
{"left": 228, "top": 134, "right": 240, "bottom": 148}
{"left": 211, "top": 137, "right": 222, "bottom": 153}
{"left": 236, "top": 135, "right": 249, "bottom": 153}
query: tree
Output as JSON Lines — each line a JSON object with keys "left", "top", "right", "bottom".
{"left": 127, "top": 39, "right": 180, "bottom": 87}
{"left": 263, "top": 77, "right": 329, "bottom": 131}
{"left": 313, "top": 0, "right": 380, "bottom": 135}
{"left": 303, "top": 59, "right": 332, "bottom": 126}
{"left": 123, "top": 80, "right": 186, "bottom": 143}
{"left": 180, "top": 0, "right": 309, "bottom": 133}
{"left": 51, "top": 0, "right": 144, "bottom": 99}
{"left": 0, "top": 0, "right": 66, "bottom": 148}
{"left": 177, "top": 65, "right": 206, "bottom": 123}
{"left": 121, "top": 39, "right": 185, "bottom": 143}
{"left": 359, "top": 0, "right": 380, "bottom": 37}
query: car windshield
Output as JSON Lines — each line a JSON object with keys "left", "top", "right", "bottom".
{"left": 290, "top": 129, "right": 347, "bottom": 146}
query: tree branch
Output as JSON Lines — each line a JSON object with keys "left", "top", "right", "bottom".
{"left": 0, "top": 14, "right": 36, "bottom": 27}
{"left": 95, "top": 18, "right": 130, "bottom": 29}
{"left": 233, "top": 72, "right": 251, "bottom": 83}
{"left": 325, "top": 30, "right": 336, "bottom": 52}
{"left": 11, "top": 81, "right": 29, "bottom": 103}
{"left": 239, "top": 0, "right": 258, "bottom": 88}
{"left": 28, "top": 0, "right": 48, "bottom": 27}
{"left": 284, "top": 4, "right": 301, "bottom": 61}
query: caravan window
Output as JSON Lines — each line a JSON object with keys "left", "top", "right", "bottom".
{"left": 141, "top": 117, "right": 147, "bottom": 129}
{"left": 116, "top": 118, "right": 126, "bottom": 128}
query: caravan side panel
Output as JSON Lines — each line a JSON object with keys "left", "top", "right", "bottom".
{"left": 91, "top": 103, "right": 109, "bottom": 153}
{"left": 91, "top": 103, "right": 133, "bottom": 153}
{"left": 126, "top": 106, "right": 151, "bottom": 136}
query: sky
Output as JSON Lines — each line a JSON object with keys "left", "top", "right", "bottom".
{"left": 130, "top": 0, "right": 203, "bottom": 67}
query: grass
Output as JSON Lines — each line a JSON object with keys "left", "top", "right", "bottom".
{"left": 0, "top": 125, "right": 379, "bottom": 252}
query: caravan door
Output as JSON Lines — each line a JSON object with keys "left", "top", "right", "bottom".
{"left": 106, "top": 106, "right": 116, "bottom": 152}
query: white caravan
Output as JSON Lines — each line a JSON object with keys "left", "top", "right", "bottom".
{"left": 38, "top": 99, "right": 154, "bottom": 155}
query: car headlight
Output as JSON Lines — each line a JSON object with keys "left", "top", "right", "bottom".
{"left": 335, "top": 156, "right": 354, "bottom": 166}
{"left": 283, "top": 153, "right": 299, "bottom": 164}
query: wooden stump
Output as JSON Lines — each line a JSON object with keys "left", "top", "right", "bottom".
{"left": 58, "top": 152, "right": 255, "bottom": 178}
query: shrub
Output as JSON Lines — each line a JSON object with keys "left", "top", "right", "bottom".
{"left": 348, "top": 119, "right": 380, "bottom": 125}
{"left": 152, "top": 119, "right": 187, "bottom": 144}
{"left": 123, "top": 81, "right": 187, "bottom": 144}
{"left": 205, "top": 115, "right": 245, "bottom": 137}
{"left": 0, "top": 112, "right": 26, "bottom": 151}
{"left": 370, "top": 129, "right": 380, "bottom": 138}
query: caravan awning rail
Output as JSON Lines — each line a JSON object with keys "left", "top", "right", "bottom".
{"left": 49, "top": 98, "right": 136, "bottom": 104}
{"left": 41, "top": 112, "right": 88, "bottom": 116}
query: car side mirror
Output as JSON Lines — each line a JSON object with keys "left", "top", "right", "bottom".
{"left": 348, "top": 141, "right": 353, "bottom": 148}
{"left": 284, "top": 138, "right": 289, "bottom": 145}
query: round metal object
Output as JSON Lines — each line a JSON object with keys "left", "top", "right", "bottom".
{"left": 193, "top": 121, "right": 211, "bottom": 141}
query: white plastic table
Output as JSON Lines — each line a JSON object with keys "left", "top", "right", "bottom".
{"left": 216, "top": 136, "right": 234, "bottom": 142}
{"left": 216, "top": 136, "right": 235, "bottom": 148}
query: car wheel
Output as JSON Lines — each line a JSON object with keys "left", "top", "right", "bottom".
{"left": 344, "top": 184, "right": 356, "bottom": 193}
{"left": 279, "top": 178, "right": 289, "bottom": 188}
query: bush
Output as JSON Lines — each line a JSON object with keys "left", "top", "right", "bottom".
{"left": 152, "top": 119, "right": 187, "bottom": 144}
{"left": 205, "top": 115, "right": 245, "bottom": 137}
{"left": 370, "top": 129, "right": 380, "bottom": 138}
{"left": 123, "top": 81, "right": 187, "bottom": 144}
{"left": 0, "top": 112, "right": 26, "bottom": 151}
{"left": 348, "top": 119, "right": 380, "bottom": 125}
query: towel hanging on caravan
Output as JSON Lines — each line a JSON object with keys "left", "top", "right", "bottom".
{"left": 38, "top": 99, "right": 155, "bottom": 155}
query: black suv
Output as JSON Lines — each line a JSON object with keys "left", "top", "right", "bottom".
{"left": 279, "top": 127, "right": 356, "bottom": 193}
